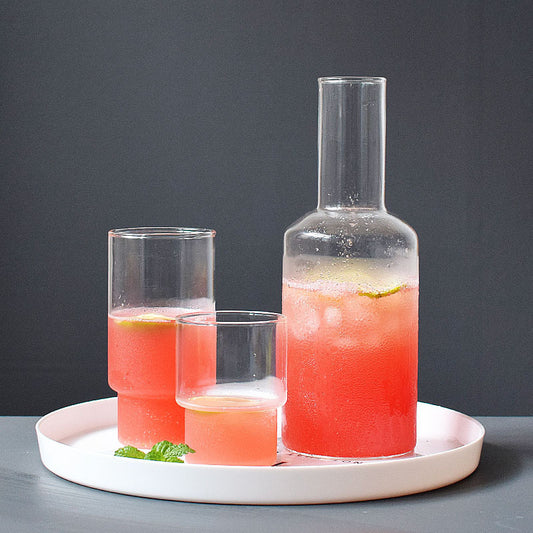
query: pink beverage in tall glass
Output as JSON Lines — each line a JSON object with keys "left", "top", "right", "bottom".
{"left": 108, "top": 304, "right": 213, "bottom": 449}
{"left": 282, "top": 280, "right": 418, "bottom": 458}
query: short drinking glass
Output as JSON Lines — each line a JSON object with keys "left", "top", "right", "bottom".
{"left": 176, "top": 311, "right": 287, "bottom": 466}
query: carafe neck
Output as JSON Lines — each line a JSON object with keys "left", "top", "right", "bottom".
{"left": 318, "top": 77, "right": 386, "bottom": 210}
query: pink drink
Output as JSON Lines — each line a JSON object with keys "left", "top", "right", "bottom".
{"left": 282, "top": 280, "right": 418, "bottom": 458}
{"left": 108, "top": 306, "right": 213, "bottom": 449}
{"left": 184, "top": 397, "right": 278, "bottom": 466}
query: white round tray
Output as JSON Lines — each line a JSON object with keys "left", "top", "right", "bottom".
{"left": 36, "top": 397, "right": 484, "bottom": 505}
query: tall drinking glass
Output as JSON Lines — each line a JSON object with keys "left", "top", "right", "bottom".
{"left": 108, "top": 227, "right": 215, "bottom": 448}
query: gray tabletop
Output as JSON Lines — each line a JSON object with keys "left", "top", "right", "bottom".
{"left": 1, "top": 416, "right": 531, "bottom": 533}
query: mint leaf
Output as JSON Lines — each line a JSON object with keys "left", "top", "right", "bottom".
{"left": 150, "top": 440, "right": 174, "bottom": 456}
{"left": 150, "top": 440, "right": 195, "bottom": 461}
{"left": 165, "top": 456, "right": 185, "bottom": 463}
{"left": 143, "top": 449, "right": 166, "bottom": 461}
{"left": 153, "top": 440, "right": 195, "bottom": 459}
{"left": 114, "top": 441, "right": 195, "bottom": 462}
{"left": 173, "top": 443, "right": 195, "bottom": 456}
{"left": 114, "top": 445, "right": 146, "bottom": 459}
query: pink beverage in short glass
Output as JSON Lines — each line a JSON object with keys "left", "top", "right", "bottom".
{"left": 108, "top": 228, "right": 214, "bottom": 449}
{"left": 183, "top": 397, "right": 278, "bottom": 466}
{"left": 176, "top": 311, "right": 287, "bottom": 466}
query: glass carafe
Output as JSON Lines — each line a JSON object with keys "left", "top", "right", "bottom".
{"left": 282, "top": 77, "right": 418, "bottom": 458}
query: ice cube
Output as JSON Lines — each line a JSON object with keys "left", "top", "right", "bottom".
{"left": 324, "top": 306, "right": 342, "bottom": 326}
{"left": 290, "top": 307, "right": 320, "bottom": 340}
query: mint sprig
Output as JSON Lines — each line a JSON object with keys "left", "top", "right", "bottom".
{"left": 114, "top": 445, "right": 146, "bottom": 459}
{"left": 151, "top": 441, "right": 195, "bottom": 461}
{"left": 114, "top": 440, "right": 195, "bottom": 462}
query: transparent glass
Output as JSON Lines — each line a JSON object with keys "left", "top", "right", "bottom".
{"left": 176, "top": 311, "right": 287, "bottom": 466}
{"left": 282, "top": 77, "right": 419, "bottom": 458}
{"left": 108, "top": 227, "right": 215, "bottom": 448}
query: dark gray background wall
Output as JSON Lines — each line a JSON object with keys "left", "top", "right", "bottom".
{"left": 1, "top": 1, "right": 531, "bottom": 416}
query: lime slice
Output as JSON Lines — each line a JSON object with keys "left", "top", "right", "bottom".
{"left": 304, "top": 260, "right": 376, "bottom": 284}
{"left": 301, "top": 260, "right": 407, "bottom": 297}
{"left": 115, "top": 313, "right": 175, "bottom": 328}
{"left": 134, "top": 313, "right": 174, "bottom": 321}
{"left": 359, "top": 284, "right": 405, "bottom": 298}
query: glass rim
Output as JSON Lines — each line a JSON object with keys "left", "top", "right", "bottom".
{"left": 318, "top": 76, "right": 386, "bottom": 84}
{"left": 108, "top": 227, "right": 216, "bottom": 239}
{"left": 177, "top": 310, "right": 286, "bottom": 326}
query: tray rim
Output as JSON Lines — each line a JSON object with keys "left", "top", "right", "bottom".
{"left": 36, "top": 397, "right": 485, "bottom": 504}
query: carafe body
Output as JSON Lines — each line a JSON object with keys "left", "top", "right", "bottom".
{"left": 282, "top": 77, "right": 418, "bottom": 458}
